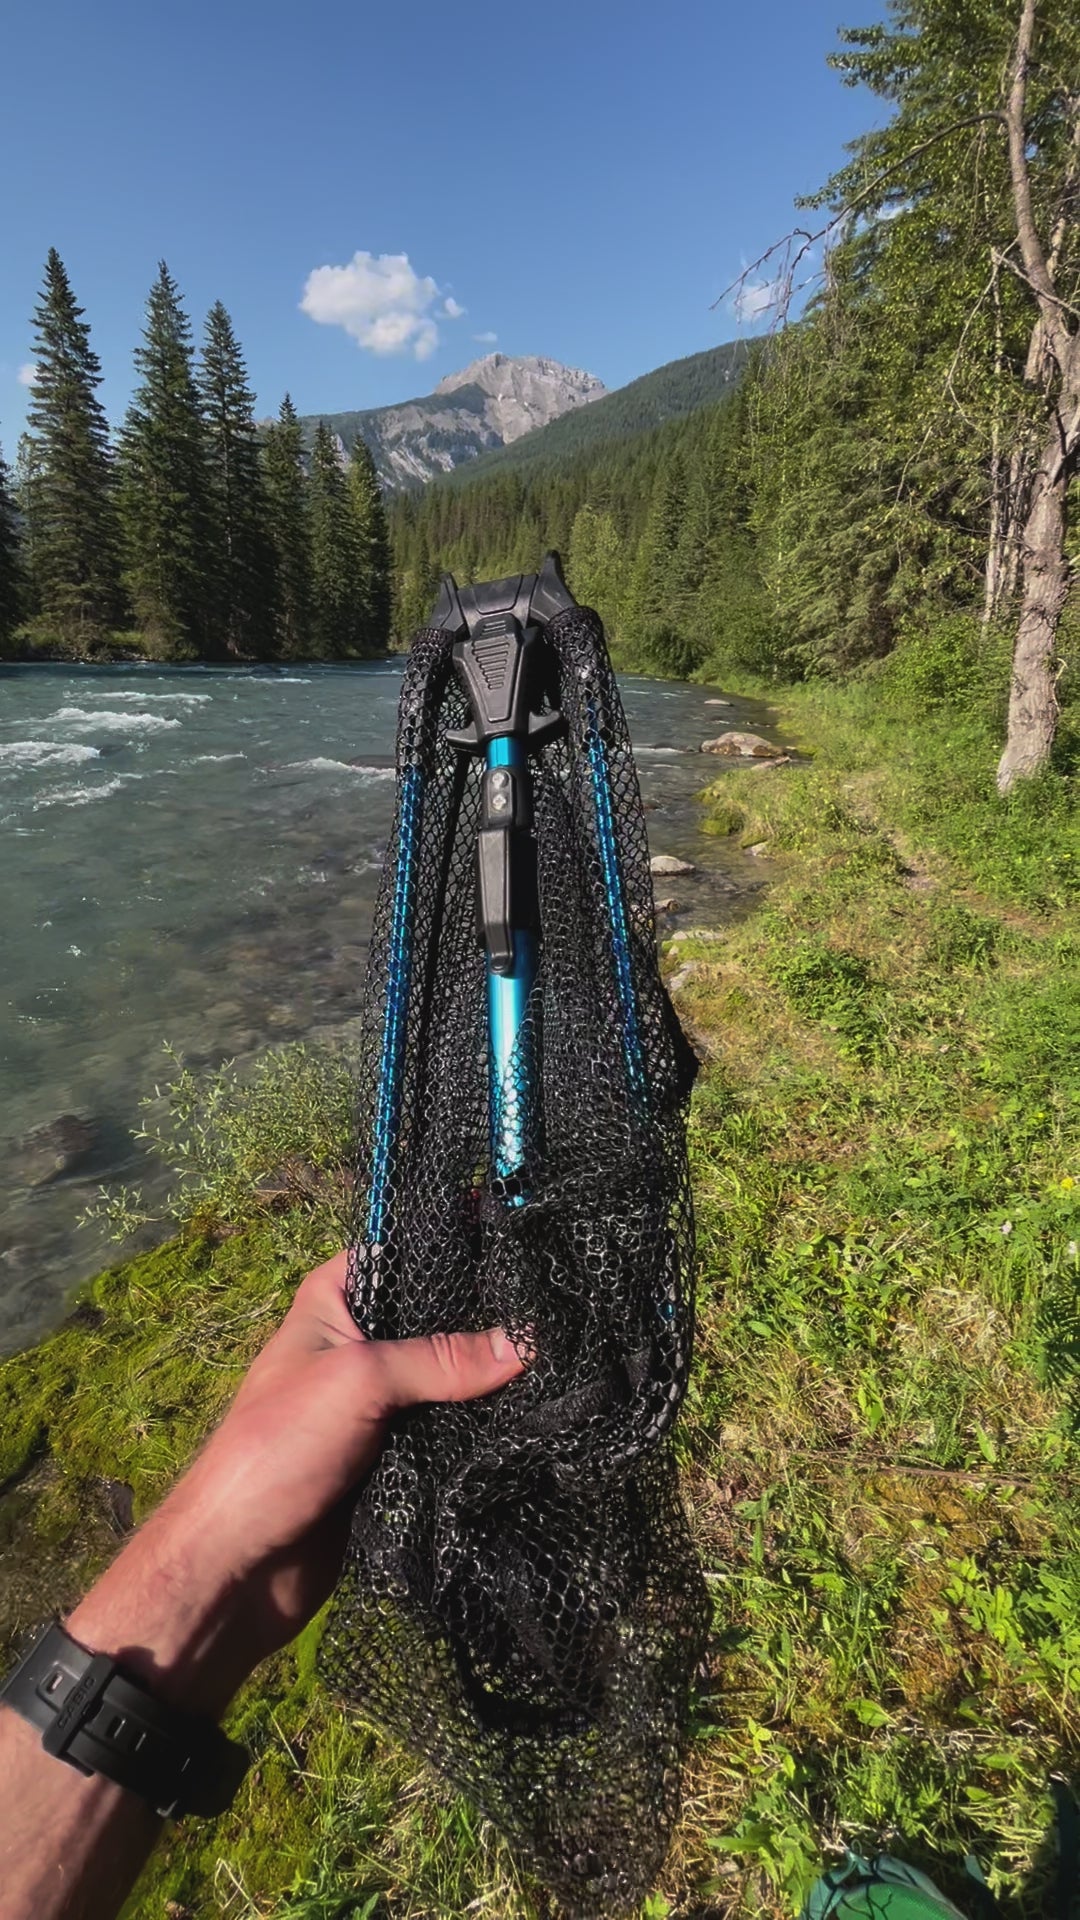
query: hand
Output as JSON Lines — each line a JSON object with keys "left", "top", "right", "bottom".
{"left": 67, "top": 1250, "right": 526, "bottom": 1715}
{"left": 1, "top": 1253, "right": 525, "bottom": 1920}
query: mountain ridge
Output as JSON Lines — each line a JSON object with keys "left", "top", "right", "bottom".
{"left": 439, "top": 340, "right": 751, "bottom": 488}
{"left": 293, "top": 340, "right": 750, "bottom": 492}
{"left": 296, "top": 353, "right": 605, "bottom": 489}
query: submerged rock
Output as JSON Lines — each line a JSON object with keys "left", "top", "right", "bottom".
{"left": 12, "top": 1115, "right": 98, "bottom": 1188}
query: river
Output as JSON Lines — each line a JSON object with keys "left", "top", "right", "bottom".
{"left": 0, "top": 661, "right": 772, "bottom": 1350}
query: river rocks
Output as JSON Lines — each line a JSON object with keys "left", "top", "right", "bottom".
{"left": 701, "top": 731, "right": 784, "bottom": 757}
{"left": 255, "top": 1154, "right": 324, "bottom": 1207}
{"left": 653, "top": 896, "right": 679, "bottom": 913}
{"left": 96, "top": 1477, "right": 135, "bottom": 1536}
{"left": 12, "top": 1114, "right": 98, "bottom": 1188}
{"left": 668, "top": 964, "right": 699, "bottom": 994}
{"left": 747, "top": 754, "right": 792, "bottom": 773}
{"left": 746, "top": 842, "right": 770, "bottom": 856}
{"left": 650, "top": 854, "right": 695, "bottom": 876}
{"left": 704, "top": 698, "right": 733, "bottom": 707}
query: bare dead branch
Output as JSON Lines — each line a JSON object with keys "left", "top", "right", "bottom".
{"left": 715, "top": 113, "right": 1004, "bottom": 321}
{"left": 1003, "top": 0, "right": 1069, "bottom": 358}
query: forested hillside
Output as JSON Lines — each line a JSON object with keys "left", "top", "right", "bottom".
{"left": 438, "top": 339, "right": 750, "bottom": 486}
{"left": 3, "top": 0, "right": 1076, "bottom": 795}
{"left": 393, "top": 0, "right": 1080, "bottom": 796}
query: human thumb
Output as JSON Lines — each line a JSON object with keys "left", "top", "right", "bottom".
{"left": 366, "top": 1327, "right": 526, "bottom": 1415}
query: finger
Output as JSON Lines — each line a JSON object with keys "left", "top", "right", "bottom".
{"left": 299, "top": 1248, "right": 350, "bottom": 1307}
{"left": 367, "top": 1328, "right": 526, "bottom": 1415}
{"left": 274, "top": 1251, "right": 357, "bottom": 1356}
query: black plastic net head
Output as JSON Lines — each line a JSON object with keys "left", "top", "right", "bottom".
{"left": 320, "top": 607, "right": 708, "bottom": 1917}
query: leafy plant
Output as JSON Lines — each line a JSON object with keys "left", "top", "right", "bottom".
{"left": 85, "top": 1039, "right": 355, "bottom": 1237}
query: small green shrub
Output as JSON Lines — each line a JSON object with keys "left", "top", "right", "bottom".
{"left": 768, "top": 938, "right": 888, "bottom": 1060}
{"left": 882, "top": 614, "right": 1002, "bottom": 716}
{"left": 85, "top": 1040, "right": 355, "bottom": 1237}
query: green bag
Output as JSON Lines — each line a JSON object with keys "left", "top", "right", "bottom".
{"left": 801, "top": 1853, "right": 977, "bottom": 1920}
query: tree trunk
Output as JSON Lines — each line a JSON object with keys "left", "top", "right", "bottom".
{"left": 995, "top": 0, "right": 1080, "bottom": 791}
{"left": 1003, "top": 446, "right": 1028, "bottom": 601}
{"left": 983, "top": 435, "right": 1006, "bottom": 628}
{"left": 995, "top": 424, "right": 1068, "bottom": 792}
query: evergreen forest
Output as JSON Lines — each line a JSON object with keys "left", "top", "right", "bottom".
{"left": 392, "top": 0, "right": 1080, "bottom": 794}
{"left": 1, "top": 254, "right": 392, "bottom": 664}
{"left": 2, "top": 0, "right": 1077, "bottom": 795}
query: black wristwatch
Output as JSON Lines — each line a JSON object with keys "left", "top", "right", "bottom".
{"left": 0, "top": 1620, "right": 249, "bottom": 1819}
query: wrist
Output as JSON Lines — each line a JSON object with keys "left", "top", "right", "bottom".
{"left": 66, "top": 1461, "right": 256, "bottom": 1722}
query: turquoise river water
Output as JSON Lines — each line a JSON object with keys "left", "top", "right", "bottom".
{"left": 0, "top": 661, "right": 772, "bottom": 1349}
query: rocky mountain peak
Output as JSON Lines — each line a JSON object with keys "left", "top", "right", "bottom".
{"left": 433, "top": 354, "right": 606, "bottom": 446}
{"left": 297, "top": 353, "right": 607, "bottom": 489}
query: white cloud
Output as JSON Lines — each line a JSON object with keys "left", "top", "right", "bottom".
{"left": 299, "top": 251, "right": 465, "bottom": 361}
{"left": 17, "top": 362, "right": 38, "bottom": 387}
{"left": 731, "top": 277, "right": 784, "bottom": 324}
{"left": 473, "top": 330, "right": 498, "bottom": 344}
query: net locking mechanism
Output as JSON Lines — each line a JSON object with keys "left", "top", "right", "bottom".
{"left": 432, "top": 558, "right": 569, "bottom": 976}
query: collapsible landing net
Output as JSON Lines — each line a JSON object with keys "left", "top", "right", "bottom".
{"left": 320, "top": 556, "right": 708, "bottom": 1916}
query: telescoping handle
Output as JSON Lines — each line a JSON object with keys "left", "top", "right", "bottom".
{"left": 431, "top": 557, "right": 570, "bottom": 1187}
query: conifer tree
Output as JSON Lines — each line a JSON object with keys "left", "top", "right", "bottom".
{"left": 117, "top": 263, "right": 213, "bottom": 657}
{"left": 395, "top": 523, "right": 441, "bottom": 640}
{"left": 23, "top": 249, "right": 120, "bottom": 649}
{"left": 0, "top": 440, "right": 23, "bottom": 650}
{"left": 309, "top": 421, "right": 361, "bottom": 657}
{"left": 568, "top": 504, "right": 624, "bottom": 635}
{"left": 198, "top": 302, "right": 272, "bottom": 656}
{"left": 262, "top": 394, "right": 312, "bottom": 658}
{"left": 13, "top": 437, "right": 42, "bottom": 615}
{"left": 347, "top": 435, "right": 393, "bottom": 653}
{"left": 624, "top": 455, "right": 701, "bottom": 675}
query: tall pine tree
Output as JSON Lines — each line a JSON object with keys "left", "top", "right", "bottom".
{"left": 309, "top": 422, "right": 361, "bottom": 657}
{"left": 568, "top": 503, "right": 624, "bottom": 636}
{"left": 0, "top": 440, "right": 23, "bottom": 651}
{"left": 347, "top": 436, "right": 392, "bottom": 654}
{"left": 198, "top": 302, "right": 272, "bottom": 656}
{"left": 624, "top": 454, "right": 701, "bottom": 676}
{"left": 24, "top": 250, "right": 120, "bottom": 650}
{"left": 117, "top": 263, "right": 214, "bottom": 657}
{"left": 262, "top": 395, "right": 312, "bottom": 658}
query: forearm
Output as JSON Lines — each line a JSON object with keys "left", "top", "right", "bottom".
{"left": 0, "top": 1254, "right": 522, "bottom": 1920}
{"left": 0, "top": 1461, "right": 255, "bottom": 1920}
{"left": 0, "top": 1710, "right": 160, "bottom": 1920}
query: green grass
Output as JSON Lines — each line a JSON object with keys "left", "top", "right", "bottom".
{"left": 1, "top": 663, "right": 1079, "bottom": 1917}
{"left": 665, "top": 691, "right": 1080, "bottom": 1914}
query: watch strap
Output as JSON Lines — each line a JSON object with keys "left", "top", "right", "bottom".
{"left": 0, "top": 1620, "right": 249, "bottom": 1818}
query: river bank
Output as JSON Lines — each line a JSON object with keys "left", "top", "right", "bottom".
{"left": 1, "top": 673, "right": 1078, "bottom": 1918}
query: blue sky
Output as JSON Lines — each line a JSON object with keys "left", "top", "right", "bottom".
{"left": 1, "top": 0, "right": 886, "bottom": 443}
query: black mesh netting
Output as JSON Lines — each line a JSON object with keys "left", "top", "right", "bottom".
{"left": 319, "top": 605, "right": 709, "bottom": 1916}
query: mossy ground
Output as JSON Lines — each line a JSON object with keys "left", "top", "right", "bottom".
{"left": 1, "top": 673, "right": 1078, "bottom": 1917}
